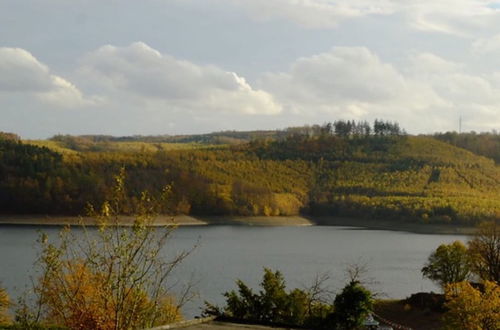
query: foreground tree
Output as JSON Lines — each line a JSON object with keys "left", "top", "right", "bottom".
{"left": 205, "top": 268, "right": 333, "bottom": 328}
{"left": 421, "top": 241, "right": 471, "bottom": 288}
{"left": 468, "top": 221, "right": 500, "bottom": 283}
{"left": 331, "top": 280, "right": 373, "bottom": 330}
{"left": 205, "top": 268, "right": 375, "bottom": 329}
{"left": 211, "top": 268, "right": 317, "bottom": 325}
{"left": 17, "top": 169, "right": 194, "bottom": 330}
{"left": 443, "top": 280, "right": 500, "bottom": 330}
{"left": 0, "top": 285, "right": 10, "bottom": 325}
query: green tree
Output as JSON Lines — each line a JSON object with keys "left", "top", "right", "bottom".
{"left": 258, "top": 269, "right": 290, "bottom": 322}
{"left": 331, "top": 280, "right": 373, "bottom": 330}
{"left": 207, "top": 269, "right": 377, "bottom": 329}
{"left": 219, "top": 268, "right": 303, "bottom": 324}
{"left": 421, "top": 241, "right": 471, "bottom": 288}
{"left": 468, "top": 221, "right": 500, "bottom": 283}
{"left": 206, "top": 268, "right": 332, "bottom": 328}
{"left": 221, "top": 279, "right": 260, "bottom": 321}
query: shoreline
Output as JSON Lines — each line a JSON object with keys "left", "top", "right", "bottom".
{"left": 0, "top": 215, "right": 207, "bottom": 227}
{"left": 308, "top": 216, "right": 476, "bottom": 235}
{"left": 196, "top": 215, "right": 313, "bottom": 227}
{"left": 0, "top": 215, "right": 475, "bottom": 235}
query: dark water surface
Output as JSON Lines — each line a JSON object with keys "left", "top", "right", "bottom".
{"left": 0, "top": 225, "right": 466, "bottom": 318}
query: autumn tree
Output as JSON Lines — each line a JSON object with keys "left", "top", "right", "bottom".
{"left": 17, "top": 169, "right": 194, "bottom": 330}
{"left": 0, "top": 285, "right": 10, "bottom": 325}
{"left": 421, "top": 241, "right": 471, "bottom": 288}
{"left": 443, "top": 280, "right": 500, "bottom": 330}
{"left": 468, "top": 221, "right": 500, "bottom": 283}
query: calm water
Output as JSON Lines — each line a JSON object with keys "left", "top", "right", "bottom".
{"left": 0, "top": 225, "right": 466, "bottom": 317}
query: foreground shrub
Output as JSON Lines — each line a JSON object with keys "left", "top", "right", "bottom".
{"left": 16, "top": 169, "right": 193, "bottom": 330}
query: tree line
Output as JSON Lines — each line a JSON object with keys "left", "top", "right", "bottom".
{"left": 433, "top": 131, "right": 500, "bottom": 164}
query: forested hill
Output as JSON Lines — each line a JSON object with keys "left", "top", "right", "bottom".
{"left": 1, "top": 127, "right": 499, "bottom": 225}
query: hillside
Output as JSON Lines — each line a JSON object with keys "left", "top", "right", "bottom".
{"left": 433, "top": 131, "right": 500, "bottom": 164}
{"left": 1, "top": 127, "right": 499, "bottom": 225}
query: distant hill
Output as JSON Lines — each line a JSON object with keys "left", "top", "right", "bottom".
{"left": 44, "top": 120, "right": 400, "bottom": 147}
{"left": 48, "top": 129, "right": 283, "bottom": 146}
{"left": 1, "top": 123, "right": 499, "bottom": 225}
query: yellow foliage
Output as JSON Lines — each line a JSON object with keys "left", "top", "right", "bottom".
{"left": 0, "top": 286, "right": 10, "bottom": 325}
{"left": 443, "top": 281, "right": 500, "bottom": 330}
{"left": 273, "top": 193, "right": 303, "bottom": 216}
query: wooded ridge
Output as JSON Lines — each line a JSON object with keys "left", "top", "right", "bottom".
{"left": 1, "top": 121, "right": 499, "bottom": 225}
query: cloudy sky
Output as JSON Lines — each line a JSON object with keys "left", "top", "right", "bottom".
{"left": 2, "top": 0, "right": 500, "bottom": 138}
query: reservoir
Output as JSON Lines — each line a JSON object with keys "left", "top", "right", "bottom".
{"left": 0, "top": 224, "right": 467, "bottom": 318}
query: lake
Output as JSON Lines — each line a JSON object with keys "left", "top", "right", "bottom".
{"left": 0, "top": 224, "right": 467, "bottom": 318}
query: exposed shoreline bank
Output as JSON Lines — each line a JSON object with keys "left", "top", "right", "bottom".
{"left": 0, "top": 215, "right": 207, "bottom": 227}
{"left": 0, "top": 215, "right": 475, "bottom": 234}
{"left": 308, "top": 216, "right": 476, "bottom": 235}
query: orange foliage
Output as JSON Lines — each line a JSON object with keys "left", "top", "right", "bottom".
{"left": 40, "top": 261, "right": 181, "bottom": 330}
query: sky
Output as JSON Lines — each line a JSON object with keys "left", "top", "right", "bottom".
{"left": 1, "top": 0, "right": 500, "bottom": 138}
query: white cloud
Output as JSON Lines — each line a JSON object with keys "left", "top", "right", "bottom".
{"left": 0, "top": 48, "right": 52, "bottom": 92}
{"left": 261, "top": 47, "right": 500, "bottom": 132}
{"left": 407, "top": 53, "right": 499, "bottom": 105}
{"left": 261, "top": 47, "right": 438, "bottom": 116}
{"left": 0, "top": 47, "right": 86, "bottom": 108}
{"left": 77, "top": 42, "right": 282, "bottom": 115}
{"left": 226, "top": 0, "right": 500, "bottom": 36}
{"left": 408, "top": 53, "right": 463, "bottom": 74}
{"left": 472, "top": 33, "right": 500, "bottom": 53}
{"left": 2, "top": 41, "right": 499, "bottom": 137}
{"left": 402, "top": 1, "right": 498, "bottom": 37}
{"left": 227, "top": 0, "right": 394, "bottom": 29}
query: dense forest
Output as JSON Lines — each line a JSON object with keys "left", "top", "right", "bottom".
{"left": 1, "top": 121, "right": 499, "bottom": 225}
